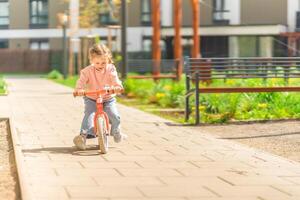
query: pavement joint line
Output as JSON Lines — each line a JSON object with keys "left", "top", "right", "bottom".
{"left": 202, "top": 185, "right": 222, "bottom": 198}
{"left": 227, "top": 169, "right": 248, "bottom": 176}
{"left": 114, "top": 168, "right": 125, "bottom": 177}
{"left": 187, "top": 161, "right": 202, "bottom": 169}
{"left": 173, "top": 168, "right": 186, "bottom": 177}
{"left": 63, "top": 186, "right": 72, "bottom": 199}
{"left": 217, "top": 176, "right": 235, "bottom": 186}
{"left": 269, "top": 185, "right": 292, "bottom": 196}
{"left": 117, "top": 150, "right": 126, "bottom": 155}
{"left": 149, "top": 140, "right": 157, "bottom": 145}
{"left": 257, "top": 196, "right": 266, "bottom": 200}
{"left": 133, "top": 145, "right": 143, "bottom": 150}
{"left": 241, "top": 160, "right": 257, "bottom": 168}
{"left": 201, "top": 154, "right": 215, "bottom": 162}
{"left": 101, "top": 155, "right": 109, "bottom": 161}
{"left": 78, "top": 161, "right": 85, "bottom": 168}
{"left": 152, "top": 155, "right": 162, "bottom": 162}
{"left": 47, "top": 153, "right": 52, "bottom": 161}
{"left": 91, "top": 176, "right": 99, "bottom": 186}
{"left": 178, "top": 145, "right": 189, "bottom": 150}
{"left": 215, "top": 150, "right": 226, "bottom": 155}
{"left": 136, "top": 186, "right": 148, "bottom": 198}
{"left": 53, "top": 168, "right": 59, "bottom": 176}
{"left": 191, "top": 140, "right": 201, "bottom": 145}
{"left": 253, "top": 155, "right": 267, "bottom": 162}
{"left": 156, "top": 177, "right": 168, "bottom": 186}
{"left": 134, "top": 161, "right": 144, "bottom": 168}
{"left": 165, "top": 149, "right": 176, "bottom": 155}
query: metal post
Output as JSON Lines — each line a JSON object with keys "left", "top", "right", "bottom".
{"left": 184, "top": 57, "right": 190, "bottom": 122}
{"left": 121, "top": 0, "right": 128, "bottom": 80}
{"left": 62, "top": 24, "right": 68, "bottom": 79}
{"left": 195, "top": 72, "right": 200, "bottom": 125}
{"left": 185, "top": 75, "right": 191, "bottom": 122}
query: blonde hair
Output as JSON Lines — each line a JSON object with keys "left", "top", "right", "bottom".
{"left": 89, "top": 43, "right": 113, "bottom": 64}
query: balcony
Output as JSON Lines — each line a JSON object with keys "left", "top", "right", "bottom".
{"left": 213, "top": 10, "right": 230, "bottom": 25}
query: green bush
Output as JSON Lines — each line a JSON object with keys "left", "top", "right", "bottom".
{"left": 0, "top": 76, "right": 6, "bottom": 94}
{"left": 124, "top": 77, "right": 300, "bottom": 123}
{"left": 47, "top": 70, "right": 63, "bottom": 80}
{"left": 123, "top": 78, "right": 186, "bottom": 108}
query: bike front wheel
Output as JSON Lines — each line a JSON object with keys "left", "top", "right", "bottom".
{"left": 97, "top": 116, "right": 109, "bottom": 154}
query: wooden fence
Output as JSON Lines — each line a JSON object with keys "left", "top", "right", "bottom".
{"left": 0, "top": 49, "right": 63, "bottom": 73}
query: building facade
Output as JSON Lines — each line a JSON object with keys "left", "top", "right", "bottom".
{"left": 0, "top": 0, "right": 299, "bottom": 58}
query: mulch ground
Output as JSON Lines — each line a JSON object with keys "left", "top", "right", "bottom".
{"left": 0, "top": 119, "right": 21, "bottom": 200}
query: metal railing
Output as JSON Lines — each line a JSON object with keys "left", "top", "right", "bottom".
{"left": 184, "top": 57, "right": 300, "bottom": 125}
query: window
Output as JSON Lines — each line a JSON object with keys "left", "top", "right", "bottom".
{"left": 99, "top": 13, "right": 118, "bottom": 25}
{"left": 238, "top": 36, "right": 259, "bottom": 57}
{"left": 273, "top": 37, "right": 288, "bottom": 57}
{"left": 142, "top": 39, "right": 152, "bottom": 52}
{"left": 213, "top": 0, "right": 229, "bottom": 25}
{"left": 141, "top": 0, "right": 151, "bottom": 26}
{"left": 0, "top": 0, "right": 9, "bottom": 29}
{"left": 30, "top": 39, "right": 49, "bottom": 50}
{"left": 201, "top": 36, "right": 229, "bottom": 57}
{"left": 30, "top": 0, "right": 48, "bottom": 28}
{"left": 0, "top": 39, "right": 8, "bottom": 48}
{"left": 98, "top": 0, "right": 118, "bottom": 25}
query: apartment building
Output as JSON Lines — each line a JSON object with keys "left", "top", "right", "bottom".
{"left": 0, "top": 0, "right": 68, "bottom": 49}
{"left": 130, "top": 0, "right": 298, "bottom": 58}
{"left": 0, "top": 0, "right": 119, "bottom": 50}
{"left": 0, "top": 0, "right": 299, "bottom": 59}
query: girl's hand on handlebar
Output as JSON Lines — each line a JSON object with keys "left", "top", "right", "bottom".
{"left": 73, "top": 89, "right": 85, "bottom": 97}
{"left": 108, "top": 86, "right": 123, "bottom": 95}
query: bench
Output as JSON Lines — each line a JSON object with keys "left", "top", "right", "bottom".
{"left": 184, "top": 57, "right": 300, "bottom": 125}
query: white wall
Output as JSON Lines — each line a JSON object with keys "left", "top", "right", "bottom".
{"left": 259, "top": 36, "right": 273, "bottom": 57}
{"left": 229, "top": 36, "right": 239, "bottom": 57}
{"left": 161, "top": 0, "right": 173, "bottom": 27}
{"left": 288, "top": 0, "right": 299, "bottom": 31}
{"left": 127, "top": 27, "right": 152, "bottom": 51}
{"left": 227, "top": 0, "right": 241, "bottom": 25}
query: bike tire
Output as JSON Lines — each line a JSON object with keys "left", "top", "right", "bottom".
{"left": 97, "top": 117, "right": 108, "bottom": 154}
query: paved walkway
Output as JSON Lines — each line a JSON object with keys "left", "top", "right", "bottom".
{"left": 1, "top": 76, "right": 300, "bottom": 200}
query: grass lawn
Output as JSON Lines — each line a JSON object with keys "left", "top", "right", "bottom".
{"left": 117, "top": 97, "right": 186, "bottom": 123}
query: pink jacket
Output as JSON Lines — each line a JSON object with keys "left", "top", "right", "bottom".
{"left": 75, "top": 64, "right": 123, "bottom": 100}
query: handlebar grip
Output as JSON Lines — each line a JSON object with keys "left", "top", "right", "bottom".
{"left": 73, "top": 91, "right": 86, "bottom": 97}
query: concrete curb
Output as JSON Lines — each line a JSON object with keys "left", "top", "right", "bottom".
{"left": 8, "top": 118, "right": 32, "bottom": 200}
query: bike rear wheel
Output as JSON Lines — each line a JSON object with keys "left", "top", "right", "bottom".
{"left": 97, "top": 117, "right": 108, "bottom": 154}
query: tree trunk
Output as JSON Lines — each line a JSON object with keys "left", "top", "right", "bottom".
{"left": 152, "top": 0, "right": 161, "bottom": 77}
{"left": 190, "top": 0, "right": 200, "bottom": 58}
{"left": 174, "top": 0, "right": 182, "bottom": 80}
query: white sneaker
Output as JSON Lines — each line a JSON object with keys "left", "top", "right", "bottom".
{"left": 73, "top": 135, "right": 86, "bottom": 150}
{"left": 113, "top": 133, "right": 128, "bottom": 143}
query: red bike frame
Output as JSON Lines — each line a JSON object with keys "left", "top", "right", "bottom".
{"left": 74, "top": 90, "right": 112, "bottom": 136}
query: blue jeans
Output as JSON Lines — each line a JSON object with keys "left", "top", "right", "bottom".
{"left": 80, "top": 97, "right": 121, "bottom": 137}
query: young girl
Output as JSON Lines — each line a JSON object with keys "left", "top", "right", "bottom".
{"left": 73, "top": 43, "right": 127, "bottom": 150}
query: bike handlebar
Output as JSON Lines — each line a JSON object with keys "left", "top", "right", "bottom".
{"left": 73, "top": 87, "right": 124, "bottom": 97}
